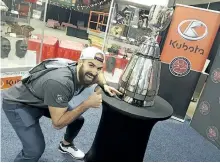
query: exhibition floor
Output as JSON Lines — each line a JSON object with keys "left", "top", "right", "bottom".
{"left": 29, "top": 19, "right": 89, "bottom": 45}
{"left": 2, "top": 18, "right": 218, "bottom": 162}
{"left": 1, "top": 102, "right": 220, "bottom": 162}
{"left": 1, "top": 19, "right": 89, "bottom": 45}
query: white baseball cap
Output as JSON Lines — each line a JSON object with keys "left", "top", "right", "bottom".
{"left": 80, "top": 47, "right": 105, "bottom": 62}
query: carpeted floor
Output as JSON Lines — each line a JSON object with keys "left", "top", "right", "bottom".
{"left": 1, "top": 104, "right": 220, "bottom": 162}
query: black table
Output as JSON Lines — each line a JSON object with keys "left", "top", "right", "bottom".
{"left": 84, "top": 92, "right": 173, "bottom": 162}
{"left": 66, "top": 27, "right": 88, "bottom": 40}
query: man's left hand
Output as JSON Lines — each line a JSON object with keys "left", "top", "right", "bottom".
{"left": 103, "top": 85, "right": 122, "bottom": 97}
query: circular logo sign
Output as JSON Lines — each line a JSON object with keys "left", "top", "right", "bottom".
{"left": 199, "top": 101, "right": 210, "bottom": 115}
{"left": 178, "top": 19, "right": 208, "bottom": 41}
{"left": 169, "top": 57, "right": 191, "bottom": 77}
{"left": 206, "top": 126, "right": 219, "bottom": 141}
{"left": 211, "top": 68, "right": 220, "bottom": 84}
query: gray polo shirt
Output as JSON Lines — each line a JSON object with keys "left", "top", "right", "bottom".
{"left": 3, "top": 66, "right": 84, "bottom": 109}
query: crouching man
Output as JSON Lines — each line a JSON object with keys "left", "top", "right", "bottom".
{"left": 2, "top": 47, "right": 121, "bottom": 162}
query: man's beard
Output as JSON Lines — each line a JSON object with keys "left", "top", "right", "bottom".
{"left": 78, "top": 66, "right": 98, "bottom": 86}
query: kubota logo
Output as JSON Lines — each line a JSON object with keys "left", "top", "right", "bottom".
{"left": 178, "top": 19, "right": 208, "bottom": 41}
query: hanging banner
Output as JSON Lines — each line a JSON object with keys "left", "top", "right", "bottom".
{"left": 190, "top": 45, "right": 220, "bottom": 149}
{"left": 158, "top": 4, "right": 220, "bottom": 120}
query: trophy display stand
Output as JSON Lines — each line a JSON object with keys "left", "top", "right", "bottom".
{"left": 84, "top": 91, "right": 173, "bottom": 162}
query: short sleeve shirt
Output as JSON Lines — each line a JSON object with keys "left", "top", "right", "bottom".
{"left": 2, "top": 66, "right": 83, "bottom": 109}
{"left": 43, "top": 79, "right": 71, "bottom": 108}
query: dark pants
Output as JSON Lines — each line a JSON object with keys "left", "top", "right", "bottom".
{"left": 2, "top": 100, "right": 84, "bottom": 162}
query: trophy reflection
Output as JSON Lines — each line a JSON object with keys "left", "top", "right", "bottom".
{"left": 118, "top": 5, "right": 174, "bottom": 107}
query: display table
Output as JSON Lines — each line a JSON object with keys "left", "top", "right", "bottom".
{"left": 66, "top": 25, "right": 78, "bottom": 37}
{"left": 66, "top": 26, "right": 88, "bottom": 40}
{"left": 84, "top": 91, "right": 173, "bottom": 162}
{"left": 28, "top": 35, "right": 59, "bottom": 61}
{"left": 76, "top": 27, "right": 88, "bottom": 40}
{"left": 46, "top": 19, "right": 60, "bottom": 29}
{"left": 56, "top": 40, "right": 84, "bottom": 61}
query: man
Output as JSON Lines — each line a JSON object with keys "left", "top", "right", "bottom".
{"left": 1, "top": 36, "right": 11, "bottom": 59}
{"left": 15, "top": 39, "right": 28, "bottom": 58}
{"left": 1, "top": 36, "right": 11, "bottom": 67}
{"left": 2, "top": 47, "right": 121, "bottom": 162}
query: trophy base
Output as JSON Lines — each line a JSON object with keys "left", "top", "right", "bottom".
{"left": 123, "top": 95, "right": 155, "bottom": 107}
{"left": 144, "top": 101, "right": 154, "bottom": 107}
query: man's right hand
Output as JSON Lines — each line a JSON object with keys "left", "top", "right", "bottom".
{"left": 84, "top": 91, "right": 102, "bottom": 108}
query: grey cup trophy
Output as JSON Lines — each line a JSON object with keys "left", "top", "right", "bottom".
{"left": 118, "top": 5, "right": 174, "bottom": 107}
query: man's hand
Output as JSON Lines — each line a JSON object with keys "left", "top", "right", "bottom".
{"left": 84, "top": 91, "right": 102, "bottom": 108}
{"left": 103, "top": 85, "right": 122, "bottom": 97}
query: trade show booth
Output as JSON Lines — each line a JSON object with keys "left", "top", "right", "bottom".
{"left": 1, "top": 0, "right": 220, "bottom": 161}
{"left": 1, "top": 0, "right": 110, "bottom": 89}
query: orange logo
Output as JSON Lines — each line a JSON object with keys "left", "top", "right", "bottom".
{"left": 160, "top": 5, "right": 220, "bottom": 72}
{"left": 1, "top": 76, "right": 21, "bottom": 89}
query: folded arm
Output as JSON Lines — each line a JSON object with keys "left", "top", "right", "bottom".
{"left": 48, "top": 103, "right": 88, "bottom": 129}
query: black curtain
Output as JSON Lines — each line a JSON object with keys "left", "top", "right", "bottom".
{"left": 2, "top": 0, "right": 12, "bottom": 11}
{"left": 46, "top": 4, "right": 71, "bottom": 24}
{"left": 193, "top": 2, "right": 220, "bottom": 11}
{"left": 70, "top": 10, "right": 89, "bottom": 27}
{"left": 46, "top": 4, "right": 89, "bottom": 26}
{"left": 205, "top": 28, "right": 220, "bottom": 74}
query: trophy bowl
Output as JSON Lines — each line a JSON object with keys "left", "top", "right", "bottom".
{"left": 118, "top": 5, "right": 174, "bottom": 107}
{"left": 148, "top": 5, "right": 174, "bottom": 33}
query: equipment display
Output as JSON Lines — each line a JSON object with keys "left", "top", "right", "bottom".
{"left": 103, "top": 0, "right": 153, "bottom": 55}
{"left": 158, "top": 4, "right": 220, "bottom": 120}
{"left": 0, "top": 36, "right": 37, "bottom": 68}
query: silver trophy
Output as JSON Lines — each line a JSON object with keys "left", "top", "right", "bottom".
{"left": 148, "top": 5, "right": 174, "bottom": 37}
{"left": 118, "top": 5, "right": 173, "bottom": 107}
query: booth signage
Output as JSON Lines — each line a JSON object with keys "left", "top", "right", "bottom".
{"left": 1, "top": 76, "right": 22, "bottom": 89}
{"left": 1, "top": 71, "right": 27, "bottom": 90}
{"left": 190, "top": 45, "right": 220, "bottom": 149}
{"left": 158, "top": 4, "right": 220, "bottom": 120}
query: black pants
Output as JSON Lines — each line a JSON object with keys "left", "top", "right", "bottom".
{"left": 2, "top": 101, "right": 84, "bottom": 162}
{"left": 42, "top": 108, "right": 84, "bottom": 143}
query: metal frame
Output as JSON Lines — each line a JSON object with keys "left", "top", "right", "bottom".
{"left": 102, "top": 0, "right": 115, "bottom": 50}
{"left": 38, "top": 0, "right": 49, "bottom": 63}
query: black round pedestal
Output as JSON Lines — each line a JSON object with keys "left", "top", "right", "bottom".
{"left": 84, "top": 93, "right": 173, "bottom": 162}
